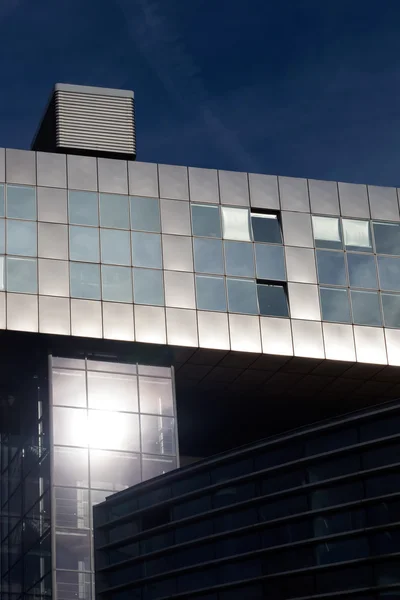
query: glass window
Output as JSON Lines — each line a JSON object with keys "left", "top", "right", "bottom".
{"left": 255, "top": 243, "right": 285, "bottom": 280}
{"left": 133, "top": 268, "right": 164, "bottom": 305}
{"left": 0, "top": 184, "right": 4, "bottom": 218}
{"left": 88, "top": 410, "right": 140, "bottom": 452}
{"left": 0, "top": 257, "right": 4, "bottom": 291}
{"left": 0, "top": 219, "right": 4, "bottom": 254}
{"left": 320, "top": 287, "right": 351, "bottom": 323}
{"left": 382, "top": 293, "right": 400, "bottom": 328}
{"left": 351, "top": 290, "right": 382, "bottom": 326}
{"left": 193, "top": 238, "right": 224, "bottom": 274}
{"left": 6, "top": 185, "right": 36, "bottom": 220}
{"left": 139, "top": 377, "right": 174, "bottom": 416}
{"left": 55, "top": 487, "right": 90, "bottom": 529}
{"left": 374, "top": 221, "right": 400, "bottom": 255}
{"left": 251, "top": 213, "right": 282, "bottom": 243}
{"left": 140, "top": 415, "right": 176, "bottom": 456}
{"left": 68, "top": 191, "right": 98, "bottom": 226}
{"left": 70, "top": 262, "right": 101, "bottom": 300}
{"left": 191, "top": 204, "right": 221, "bottom": 237}
{"left": 257, "top": 283, "right": 288, "bottom": 317}
{"left": 52, "top": 407, "right": 88, "bottom": 446}
{"left": 53, "top": 446, "right": 89, "bottom": 487}
{"left": 312, "top": 216, "right": 342, "bottom": 249}
{"left": 100, "top": 229, "right": 131, "bottom": 265}
{"left": 131, "top": 232, "right": 162, "bottom": 268}
{"left": 99, "top": 194, "right": 129, "bottom": 229}
{"left": 142, "top": 455, "right": 176, "bottom": 480}
{"left": 90, "top": 450, "right": 141, "bottom": 491}
{"left": 130, "top": 196, "right": 160, "bottom": 232}
{"left": 6, "top": 220, "right": 37, "bottom": 256}
{"left": 224, "top": 241, "right": 255, "bottom": 277}
{"left": 52, "top": 369, "right": 87, "bottom": 408}
{"left": 343, "top": 219, "right": 372, "bottom": 252}
{"left": 221, "top": 206, "right": 251, "bottom": 241}
{"left": 6, "top": 257, "right": 37, "bottom": 293}
{"left": 378, "top": 255, "right": 400, "bottom": 291}
{"left": 195, "top": 275, "right": 226, "bottom": 311}
{"left": 56, "top": 528, "right": 91, "bottom": 571}
{"left": 227, "top": 278, "right": 258, "bottom": 314}
{"left": 347, "top": 253, "right": 378, "bottom": 288}
{"left": 87, "top": 371, "right": 138, "bottom": 412}
{"left": 316, "top": 250, "right": 347, "bottom": 285}
{"left": 69, "top": 226, "right": 100, "bottom": 263}
{"left": 101, "top": 265, "right": 132, "bottom": 303}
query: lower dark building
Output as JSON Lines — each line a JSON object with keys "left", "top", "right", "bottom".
{"left": 94, "top": 398, "right": 400, "bottom": 600}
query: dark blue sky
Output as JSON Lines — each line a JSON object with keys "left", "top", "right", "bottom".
{"left": 1, "top": 0, "right": 400, "bottom": 185}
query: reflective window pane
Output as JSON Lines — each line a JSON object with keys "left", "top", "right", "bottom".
{"left": 139, "top": 377, "right": 174, "bottom": 416}
{"left": 52, "top": 369, "right": 87, "bottom": 408}
{"left": 6, "top": 185, "right": 36, "bottom": 220}
{"left": 131, "top": 232, "right": 162, "bottom": 268}
{"left": 316, "top": 250, "right": 347, "bottom": 285}
{"left": 52, "top": 407, "right": 88, "bottom": 446}
{"left": 382, "top": 293, "right": 400, "bottom": 328}
{"left": 195, "top": 275, "right": 226, "bottom": 311}
{"left": 255, "top": 244, "right": 285, "bottom": 281}
{"left": 68, "top": 191, "right": 98, "bottom": 226}
{"left": 70, "top": 262, "right": 101, "bottom": 300}
{"left": 130, "top": 196, "right": 160, "bottom": 232}
{"left": 251, "top": 214, "right": 282, "bottom": 243}
{"left": 140, "top": 415, "right": 176, "bottom": 456}
{"left": 90, "top": 450, "right": 141, "bottom": 491}
{"left": 193, "top": 238, "right": 224, "bottom": 274}
{"left": 55, "top": 487, "right": 90, "bottom": 529}
{"left": 224, "top": 241, "right": 255, "bottom": 277}
{"left": 221, "top": 207, "right": 251, "bottom": 241}
{"left": 0, "top": 219, "right": 4, "bottom": 254}
{"left": 351, "top": 290, "right": 382, "bottom": 326}
{"left": 312, "top": 216, "right": 342, "bottom": 250}
{"left": 133, "top": 268, "right": 164, "bottom": 305}
{"left": 100, "top": 229, "right": 131, "bottom": 265}
{"left": 343, "top": 219, "right": 372, "bottom": 252}
{"left": 88, "top": 410, "right": 140, "bottom": 451}
{"left": 87, "top": 371, "right": 138, "bottom": 411}
{"left": 53, "top": 446, "right": 89, "bottom": 487}
{"left": 373, "top": 222, "right": 400, "bottom": 255}
{"left": 101, "top": 265, "right": 132, "bottom": 302}
{"left": 191, "top": 204, "right": 221, "bottom": 238}
{"left": 347, "top": 253, "right": 378, "bottom": 289}
{"left": 6, "top": 257, "right": 37, "bottom": 293}
{"left": 99, "top": 194, "right": 129, "bottom": 229}
{"left": 6, "top": 220, "right": 37, "bottom": 256}
{"left": 227, "top": 278, "right": 258, "bottom": 314}
{"left": 257, "top": 284, "right": 289, "bottom": 317}
{"left": 56, "top": 529, "right": 91, "bottom": 571}
{"left": 0, "top": 184, "right": 4, "bottom": 217}
{"left": 69, "top": 226, "right": 100, "bottom": 262}
{"left": 142, "top": 455, "right": 177, "bottom": 480}
{"left": 0, "top": 257, "right": 4, "bottom": 291}
{"left": 320, "top": 287, "right": 351, "bottom": 323}
{"left": 378, "top": 256, "right": 400, "bottom": 291}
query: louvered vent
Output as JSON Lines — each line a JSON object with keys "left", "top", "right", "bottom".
{"left": 32, "top": 83, "right": 136, "bottom": 160}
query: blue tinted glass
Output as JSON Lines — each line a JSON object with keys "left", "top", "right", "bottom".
{"left": 130, "top": 197, "right": 160, "bottom": 232}
{"left": 101, "top": 266, "right": 132, "bottom": 302}
{"left": 316, "top": 250, "right": 346, "bottom": 285}
{"left": 0, "top": 257, "right": 4, "bottom": 290}
{"left": 255, "top": 244, "right": 285, "bottom": 281}
{"left": 227, "top": 278, "right": 258, "bottom": 314}
{"left": 195, "top": 276, "right": 226, "bottom": 311}
{"left": 69, "top": 191, "right": 98, "bottom": 226}
{"left": 351, "top": 290, "right": 382, "bottom": 326}
{"left": 0, "top": 219, "right": 4, "bottom": 254}
{"left": 99, "top": 194, "right": 129, "bottom": 229}
{"left": 6, "top": 185, "right": 36, "bottom": 220}
{"left": 251, "top": 214, "right": 282, "bottom": 243}
{"left": 193, "top": 238, "right": 224, "bottom": 274}
{"left": 0, "top": 185, "right": 4, "bottom": 217}
{"left": 320, "top": 288, "right": 351, "bottom": 323}
{"left": 133, "top": 269, "right": 164, "bottom": 305}
{"left": 373, "top": 222, "right": 400, "bottom": 255}
{"left": 100, "top": 229, "right": 131, "bottom": 266}
{"left": 381, "top": 293, "right": 400, "bottom": 328}
{"left": 343, "top": 219, "right": 372, "bottom": 253}
{"left": 69, "top": 226, "right": 99, "bottom": 263}
{"left": 347, "top": 253, "right": 378, "bottom": 289}
{"left": 257, "top": 284, "right": 288, "bottom": 317}
{"left": 378, "top": 256, "right": 400, "bottom": 291}
{"left": 224, "top": 241, "right": 254, "bottom": 277}
{"left": 6, "top": 257, "right": 37, "bottom": 293}
{"left": 7, "top": 220, "right": 37, "bottom": 257}
{"left": 131, "top": 232, "right": 162, "bottom": 268}
{"left": 70, "top": 262, "right": 101, "bottom": 299}
{"left": 312, "top": 216, "right": 342, "bottom": 250}
{"left": 191, "top": 205, "right": 221, "bottom": 238}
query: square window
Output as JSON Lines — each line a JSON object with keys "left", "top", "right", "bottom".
{"left": 227, "top": 278, "right": 258, "bottom": 314}
{"left": 351, "top": 290, "right": 382, "bottom": 326}
{"left": 221, "top": 207, "right": 251, "bottom": 241}
{"left": 251, "top": 213, "right": 282, "bottom": 243}
{"left": 347, "top": 253, "right": 378, "bottom": 289}
{"left": 6, "top": 220, "right": 37, "bottom": 257}
{"left": 320, "top": 287, "right": 350, "bottom": 323}
{"left": 195, "top": 275, "right": 226, "bottom": 311}
{"left": 343, "top": 219, "right": 372, "bottom": 252}
{"left": 377, "top": 256, "right": 400, "bottom": 291}
{"left": 224, "top": 241, "right": 255, "bottom": 277}
{"left": 373, "top": 222, "right": 400, "bottom": 255}
{"left": 139, "top": 377, "right": 174, "bottom": 416}
{"left": 312, "top": 216, "right": 342, "bottom": 250}
{"left": 100, "top": 229, "right": 131, "bottom": 265}
{"left": 68, "top": 191, "right": 98, "bottom": 226}
{"left": 101, "top": 265, "right": 132, "bottom": 302}
{"left": 255, "top": 244, "right": 285, "bottom": 280}
{"left": 6, "top": 185, "right": 36, "bottom": 220}
{"left": 257, "top": 284, "right": 289, "bottom": 317}
{"left": 193, "top": 238, "right": 224, "bottom": 274}
{"left": 191, "top": 204, "right": 221, "bottom": 238}
{"left": 131, "top": 232, "right": 162, "bottom": 268}
{"left": 99, "top": 194, "right": 129, "bottom": 229}
{"left": 382, "top": 293, "right": 400, "bottom": 328}
{"left": 89, "top": 410, "right": 140, "bottom": 452}
{"left": 133, "top": 268, "right": 164, "bottom": 305}
{"left": 87, "top": 371, "right": 138, "bottom": 412}
{"left": 6, "top": 257, "right": 37, "bottom": 293}
{"left": 0, "top": 184, "right": 4, "bottom": 217}
{"left": 69, "top": 226, "right": 100, "bottom": 263}
{"left": 70, "top": 262, "right": 101, "bottom": 300}
{"left": 130, "top": 196, "right": 160, "bottom": 232}
{"left": 140, "top": 415, "right": 176, "bottom": 456}
{"left": 316, "top": 250, "right": 347, "bottom": 285}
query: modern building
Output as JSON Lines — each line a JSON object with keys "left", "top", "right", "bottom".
{"left": 1, "top": 82, "right": 400, "bottom": 599}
